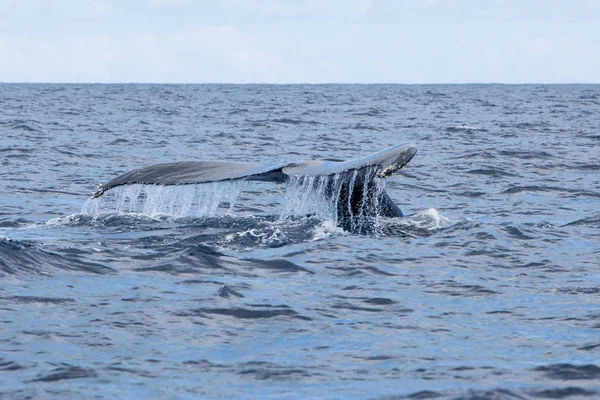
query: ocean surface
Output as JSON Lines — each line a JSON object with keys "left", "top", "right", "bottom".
{"left": 1, "top": 83, "right": 599, "bottom": 399}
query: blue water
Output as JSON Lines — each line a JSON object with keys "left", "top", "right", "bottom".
{"left": 1, "top": 83, "right": 600, "bottom": 399}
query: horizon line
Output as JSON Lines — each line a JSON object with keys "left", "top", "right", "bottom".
{"left": 1, "top": 81, "right": 599, "bottom": 85}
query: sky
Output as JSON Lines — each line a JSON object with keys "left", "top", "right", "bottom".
{"left": 0, "top": 0, "right": 599, "bottom": 83}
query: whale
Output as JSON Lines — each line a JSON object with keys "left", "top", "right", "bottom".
{"left": 91, "top": 143, "right": 417, "bottom": 224}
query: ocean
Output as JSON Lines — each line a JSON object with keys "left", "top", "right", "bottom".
{"left": 1, "top": 83, "right": 599, "bottom": 399}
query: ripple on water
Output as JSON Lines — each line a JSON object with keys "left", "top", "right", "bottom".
{"left": 2, "top": 84, "right": 600, "bottom": 399}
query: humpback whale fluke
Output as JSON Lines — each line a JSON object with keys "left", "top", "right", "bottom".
{"left": 91, "top": 143, "right": 417, "bottom": 221}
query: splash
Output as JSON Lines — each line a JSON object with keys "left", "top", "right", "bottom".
{"left": 81, "top": 181, "right": 242, "bottom": 218}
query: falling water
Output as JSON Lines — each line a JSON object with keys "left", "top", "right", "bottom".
{"left": 280, "top": 167, "right": 388, "bottom": 232}
{"left": 81, "top": 181, "right": 243, "bottom": 218}
{"left": 279, "top": 174, "right": 338, "bottom": 221}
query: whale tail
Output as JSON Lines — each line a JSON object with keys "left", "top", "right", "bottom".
{"left": 90, "top": 143, "right": 417, "bottom": 219}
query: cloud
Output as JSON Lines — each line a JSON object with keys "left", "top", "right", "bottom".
{"left": 518, "top": 36, "right": 553, "bottom": 56}
{"left": 0, "top": 25, "right": 288, "bottom": 83}
{"left": 93, "top": 1, "right": 107, "bottom": 13}
{"left": 164, "top": 26, "right": 288, "bottom": 82}
{"left": 0, "top": 0, "right": 598, "bottom": 83}
{"left": 0, "top": 34, "right": 117, "bottom": 82}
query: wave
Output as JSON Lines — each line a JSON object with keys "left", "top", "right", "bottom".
{"left": 498, "top": 149, "right": 554, "bottom": 159}
{"left": 564, "top": 214, "right": 600, "bottom": 227}
{"left": 534, "top": 363, "right": 600, "bottom": 380}
{"left": 349, "top": 123, "right": 386, "bottom": 131}
{"left": 350, "top": 107, "right": 388, "bottom": 117}
{"left": 0, "top": 237, "right": 115, "bottom": 276}
{"left": 446, "top": 124, "right": 488, "bottom": 133}
{"left": 1, "top": 118, "right": 43, "bottom": 133}
{"left": 271, "top": 118, "right": 322, "bottom": 125}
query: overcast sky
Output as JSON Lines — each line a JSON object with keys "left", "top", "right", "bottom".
{"left": 1, "top": 0, "right": 599, "bottom": 83}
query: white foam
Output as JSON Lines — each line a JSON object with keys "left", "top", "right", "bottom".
{"left": 46, "top": 214, "right": 80, "bottom": 226}
{"left": 449, "top": 124, "right": 486, "bottom": 131}
{"left": 312, "top": 220, "right": 346, "bottom": 241}
{"left": 404, "top": 208, "right": 452, "bottom": 230}
{"left": 223, "top": 225, "right": 287, "bottom": 247}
